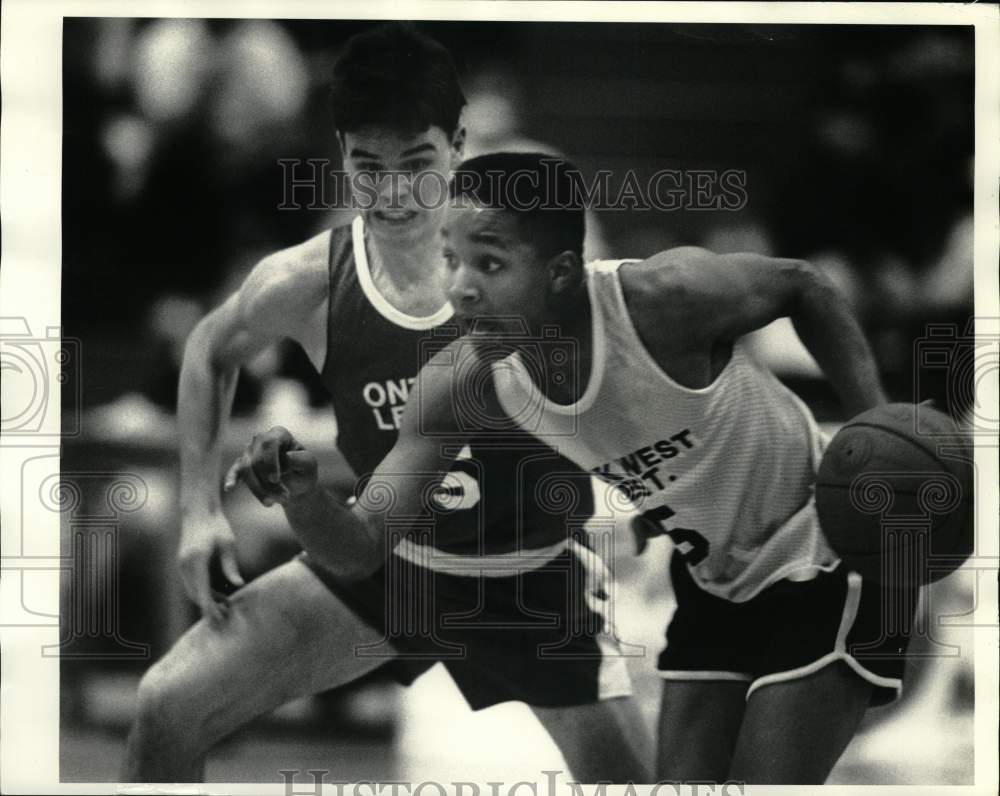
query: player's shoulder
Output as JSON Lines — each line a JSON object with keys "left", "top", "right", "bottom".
{"left": 618, "top": 246, "right": 721, "bottom": 304}
{"left": 239, "top": 228, "right": 333, "bottom": 322}
{"left": 249, "top": 228, "right": 333, "bottom": 291}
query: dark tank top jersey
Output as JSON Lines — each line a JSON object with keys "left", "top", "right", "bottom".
{"left": 319, "top": 218, "right": 593, "bottom": 556}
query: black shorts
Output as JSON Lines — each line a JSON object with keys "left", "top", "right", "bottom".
{"left": 658, "top": 552, "right": 918, "bottom": 706}
{"left": 301, "top": 538, "right": 632, "bottom": 711}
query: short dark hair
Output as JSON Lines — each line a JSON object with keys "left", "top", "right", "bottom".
{"left": 330, "top": 23, "right": 466, "bottom": 137}
{"left": 449, "top": 152, "right": 586, "bottom": 261}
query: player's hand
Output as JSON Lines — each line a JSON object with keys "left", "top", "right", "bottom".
{"left": 223, "top": 425, "right": 318, "bottom": 506}
{"left": 177, "top": 512, "right": 245, "bottom": 623}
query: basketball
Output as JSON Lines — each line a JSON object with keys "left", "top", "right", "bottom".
{"left": 815, "top": 403, "right": 974, "bottom": 586}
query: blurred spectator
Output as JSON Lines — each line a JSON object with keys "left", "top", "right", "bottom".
{"left": 133, "top": 19, "right": 214, "bottom": 125}
{"left": 210, "top": 21, "right": 309, "bottom": 149}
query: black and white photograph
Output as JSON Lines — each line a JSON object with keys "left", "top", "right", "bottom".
{"left": 1, "top": 2, "right": 998, "bottom": 793}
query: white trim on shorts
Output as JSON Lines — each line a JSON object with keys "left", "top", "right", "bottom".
{"left": 568, "top": 538, "right": 633, "bottom": 701}
{"left": 658, "top": 670, "right": 754, "bottom": 683}
{"left": 393, "top": 537, "right": 570, "bottom": 576}
{"left": 744, "top": 571, "right": 903, "bottom": 701}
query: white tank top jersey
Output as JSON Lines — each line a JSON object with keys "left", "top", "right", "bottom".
{"left": 492, "top": 259, "right": 840, "bottom": 602}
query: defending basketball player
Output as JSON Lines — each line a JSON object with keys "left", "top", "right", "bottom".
{"left": 123, "top": 36, "right": 650, "bottom": 784}
{"left": 230, "top": 153, "right": 926, "bottom": 784}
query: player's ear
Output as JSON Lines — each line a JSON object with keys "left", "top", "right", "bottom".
{"left": 336, "top": 132, "right": 347, "bottom": 158}
{"left": 546, "top": 251, "right": 581, "bottom": 296}
{"left": 449, "top": 124, "right": 466, "bottom": 167}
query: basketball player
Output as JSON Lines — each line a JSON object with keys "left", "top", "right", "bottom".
{"left": 230, "top": 153, "right": 916, "bottom": 784}
{"left": 123, "top": 34, "right": 650, "bottom": 783}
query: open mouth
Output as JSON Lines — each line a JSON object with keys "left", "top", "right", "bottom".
{"left": 374, "top": 209, "right": 419, "bottom": 226}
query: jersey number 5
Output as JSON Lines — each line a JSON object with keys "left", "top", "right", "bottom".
{"left": 633, "top": 504, "right": 709, "bottom": 564}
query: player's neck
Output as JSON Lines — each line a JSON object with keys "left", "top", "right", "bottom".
{"left": 364, "top": 231, "right": 449, "bottom": 316}
{"left": 367, "top": 232, "right": 442, "bottom": 288}
{"left": 539, "top": 285, "right": 594, "bottom": 405}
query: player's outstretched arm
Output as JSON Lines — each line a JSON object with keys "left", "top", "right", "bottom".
{"left": 177, "top": 243, "right": 327, "bottom": 620}
{"left": 645, "top": 248, "right": 887, "bottom": 417}
{"left": 225, "top": 343, "right": 471, "bottom": 582}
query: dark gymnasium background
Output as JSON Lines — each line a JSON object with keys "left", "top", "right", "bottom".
{"left": 59, "top": 19, "right": 976, "bottom": 783}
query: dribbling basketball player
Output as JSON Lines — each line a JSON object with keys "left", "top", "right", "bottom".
{"left": 123, "top": 34, "right": 650, "bottom": 784}
{"left": 231, "top": 153, "right": 920, "bottom": 784}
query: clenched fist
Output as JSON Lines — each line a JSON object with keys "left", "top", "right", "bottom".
{"left": 224, "top": 426, "right": 318, "bottom": 506}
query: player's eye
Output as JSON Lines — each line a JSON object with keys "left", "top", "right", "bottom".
{"left": 443, "top": 250, "right": 459, "bottom": 270}
{"left": 403, "top": 158, "right": 433, "bottom": 173}
{"left": 480, "top": 257, "right": 504, "bottom": 274}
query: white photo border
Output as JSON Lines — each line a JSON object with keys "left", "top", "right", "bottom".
{"left": 1, "top": 2, "right": 997, "bottom": 794}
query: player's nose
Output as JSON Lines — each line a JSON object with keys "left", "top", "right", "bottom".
{"left": 378, "top": 171, "right": 412, "bottom": 204}
{"left": 446, "top": 267, "right": 481, "bottom": 307}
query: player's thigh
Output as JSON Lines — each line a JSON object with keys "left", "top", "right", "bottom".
{"left": 656, "top": 679, "right": 749, "bottom": 782}
{"left": 728, "top": 660, "right": 872, "bottom": 784}
{"left": 532, "top": 697, "right": 652, "bottom": 783}
{"left": 144, "top": 557, "right": 392, "bottom": 729}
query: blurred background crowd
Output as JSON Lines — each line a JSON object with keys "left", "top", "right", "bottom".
{"left": 59, "top": 19, "right": 977, "bottom": 784}
{"left": 63, "top": 19, "right": 974, "bottom": 415}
